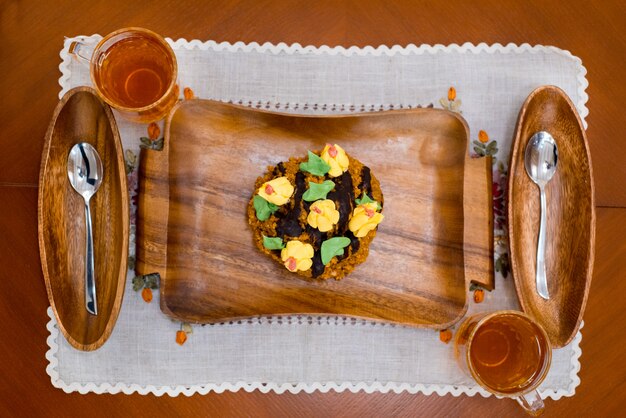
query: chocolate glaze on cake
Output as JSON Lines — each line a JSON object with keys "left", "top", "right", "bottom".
{"left": 248, "top": 148, "right": 384, "bottom": 280}
{"left": 326, "top": 170, "right": 355, "bottom": 234}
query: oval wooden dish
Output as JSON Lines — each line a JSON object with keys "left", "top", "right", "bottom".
{"left": 508, "top": 85, "right": 595, "bottom": 348}
{"left": 38, "top": 87, "right": 129, "bottom": 351}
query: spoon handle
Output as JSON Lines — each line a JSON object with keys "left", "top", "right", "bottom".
{"left": 536, "top": 187, "right": 550, "bottom": 300}
{"left": 85, "top": 201, "right": 98, "bottom": 315}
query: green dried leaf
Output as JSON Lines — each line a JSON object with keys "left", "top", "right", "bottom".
{"left": 355, "top": 193, "right": 381, "bottom": 210}
{"left": 473, "top": 146, "right": 485, "bottom": 156}
{"left": 125, "top": 148, "right": 136, "bottom": 160}
{"left": 143, "top": 273, "right": 160, "bottom": 289}
{"left": 497, "top": 253, "right": 510, "bottom": 278}
{"left": 321, "top": 237, "right": 351, "bottom": 265}
{"left": 470, "top": 282, "right": 491, "bottom": 292}
{"left": 253, "top": 195, "right": 279, "bottom": 221}
{"left": 125, "top": 153, "right": 136, "bottom": 173}
{"left": 472, "top": 140, "right": 485, "bottom": 148}
{"left": 299, "top": 151, "right": 331, "bottom": 176}
{"left": 182, "top": 323, "right": 193, "bottom": 334}
{"left": 127, "top": 256, "right": 136, "bottom": 271}
{"left": 132, "top": 276, "right": 145, "bottom": 292}
{"left": 302, "top": 180, "right": 335, "bottom": 202}
{"left": 153, "top": 138, "right": 164, "bottom": 151}
{"left": 263, "top": 236, "right": 285, "bottom": 250}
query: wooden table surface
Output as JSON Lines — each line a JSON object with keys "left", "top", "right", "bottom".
{"left": 1, "top": 1, "right": 625, "bottom": 416}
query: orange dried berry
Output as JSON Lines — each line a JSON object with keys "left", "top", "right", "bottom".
{"left": 141, "top": 287, "right": 153, "bottom": 303}
{"left": 176, "top": 330, "right": 188, "bottom": 346}
{"left": 173, "top": 84, "right": 180, "bottom": 98}
{"left": 448, "top": 87, "right": 457, "bottom": 101}
{"left": 439, "top": 329, "right": 453, "bottom": 344}
{"left": 147, "top": 122, "right": 160, "bottom": 140}
{"left": 183, "top": 87, "right": 195, "bottom": 100}
{"left": 478, "top": 130, "right": 489, "bottom": 143}
{"left": 473, "top": 288, "right": 485, "bottom": 303}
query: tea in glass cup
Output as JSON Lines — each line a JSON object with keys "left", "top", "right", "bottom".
{"left": 455, "top": 310, "right": 551, "bottom": 416}
{"left": 69, "top": 27, "right": 178, "bottom": 123}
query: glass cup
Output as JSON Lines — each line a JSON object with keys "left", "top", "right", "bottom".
{"left": 69, "top": 27, "right": 178, "bottom": 123}
{"left": 454, "top": 310, "right": 552, "bottom": 416}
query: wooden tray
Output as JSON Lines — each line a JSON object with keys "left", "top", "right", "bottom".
{"left": 38, "top": 87, "right": 129, "bottom": 351}
{"left": 136, "top": 100, "right": 493, "bottom": 328}
{"left": 508, "top": 85, "right": 595, "bottom": 347}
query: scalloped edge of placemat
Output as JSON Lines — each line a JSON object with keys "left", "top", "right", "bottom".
{"left": 49, "top": 38, "right": 587, "bottom": 397}
{"left": 46, "top": 307, "right": 582, "bottom": 398}
{"left": 58, "top": 38, "right": 588, "bottom": 126}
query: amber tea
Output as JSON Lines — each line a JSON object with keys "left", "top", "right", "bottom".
{"left": 468, "top": 313, "right": 549, "bottom": 393}
{"left": 454, "top": 311, "right": 551, "bottom": 414}
{"left": 93, "top": 33, "right": 174, "bottom": 108}
{"left": 70, "top": 28, "right": 178, "bottom": 122}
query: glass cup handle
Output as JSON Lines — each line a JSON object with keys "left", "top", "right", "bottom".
{"left": 68, "top": 40, "right": 94, "bottom": 66}
{"left": 515, "top": 389, "right": 545, "bottom": 416}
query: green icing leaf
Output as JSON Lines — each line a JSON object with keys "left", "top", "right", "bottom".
{"left": 303, "top": 180, "right": 335, "bottom": 202}
{"left": 299, "top": 151, "right": 331, "bottom": 176}
{"left": 355, "top": 193, "right": 382, "bottom": 210}
{"left": 253, "top": 195, "right": 279, "bottom": 221}
{"left": 321, "top": 237, "right": 351, "bottom": 265}
{"left": 263, "top": 236, "right": 285, "bottom": 250}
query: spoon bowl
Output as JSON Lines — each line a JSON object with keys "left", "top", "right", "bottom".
{"left": 68, "top": 142, "right": 104, "bottom": 200}
{"left": 524, "top": 131, "right": 558, "bottom": 300}
{"left": 68, "top": 142, "right": 104, "bottom": 315}
{"left": 525, "top": 132, "right": 558, "bottom": 187}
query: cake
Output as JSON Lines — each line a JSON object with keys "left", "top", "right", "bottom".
{"left": 247, "top": 144, "right": 384, "bottom": 280}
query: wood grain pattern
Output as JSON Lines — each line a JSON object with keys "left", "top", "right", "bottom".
{"left": 136, "top": 100, "right": 492, "bottom": 327}
{"left": 38, "top": 87, "right": 129, "bottom": 351}
{"left": 508, "top": 85, "right": 594, "bottom": 348}
{"left": 465, "top": 156, "right": 494, "bottom": 291}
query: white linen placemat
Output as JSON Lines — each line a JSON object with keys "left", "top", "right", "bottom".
{"left": 46, "top": 37, "right": 587, "bottom": 397}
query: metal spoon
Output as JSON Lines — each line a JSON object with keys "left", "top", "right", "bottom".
{"left": 524, "top": 131, "right": 558, "bottom": 300}
{"left": 67, "top": 143, "right": 103, "bottom": 315}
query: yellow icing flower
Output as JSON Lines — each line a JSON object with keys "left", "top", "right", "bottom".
{"left": 281, "top": 240, "right": 314, "bottom": 272}
{"left": 320, "top": 144, "right": 349, "bottom": 177}
{"left": 307, "top": 199, "right": 340, "bottom": 232}
{"left": 257, "top": 176, "right": 294, "bottom": 206}
{"left": 348, "top": 203, "right": 384, "bottom": 238}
